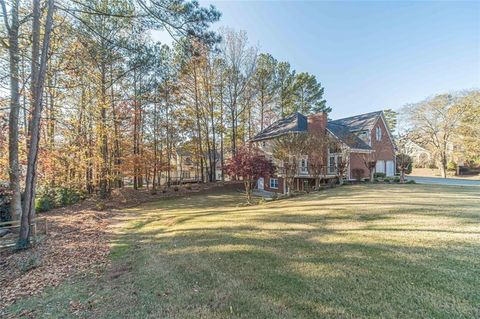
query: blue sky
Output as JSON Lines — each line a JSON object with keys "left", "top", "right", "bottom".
{"left": 156, "top": 1, "right": 480, "bottom": 119}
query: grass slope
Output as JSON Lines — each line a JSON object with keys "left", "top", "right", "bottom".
{"left": 6, "top": 184, "right": 480, "bottom": 318}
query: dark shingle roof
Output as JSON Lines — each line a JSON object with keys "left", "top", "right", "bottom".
{"left": 251, "top": 110, "right": 383, "bottom": 151}
{"left": 251, "top": 112, "right": 308, "bottom": 142}
{"left": 326, "top": 122, "right": 372, "bottom": 150}
{"left": 329, "top": 111, "right": 382, "bottom": 132}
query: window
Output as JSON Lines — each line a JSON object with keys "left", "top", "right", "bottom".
{"left": 300, "top": 158, "right": 308, "bottom": 174}
{"left": 328, "top": 156, "right": 336, "bottom": 174}
{"left": 376, "top": 127, "right": 382, "bottom": 141}
{"left": 269, "top": 178, "right": 279, "bottom": 189}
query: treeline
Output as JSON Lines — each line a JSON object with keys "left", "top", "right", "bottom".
{"left": 0, "top": 0, "right": 329, "bottom": 241}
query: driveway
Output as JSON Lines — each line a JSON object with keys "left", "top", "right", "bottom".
{"left": 407, "top": 176, "right": 480, "bottom": 187}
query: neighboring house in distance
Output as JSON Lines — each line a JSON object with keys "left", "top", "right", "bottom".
{"left": 160, "top": 150, "right": 225, "bottom": 185}
{"left": 250, "top": 110, "right": 397, "bottom": 194}
{"left": 404, "top": 140, "right": 432, "bottom": 167}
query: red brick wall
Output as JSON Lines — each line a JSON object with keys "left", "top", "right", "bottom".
{"left": 307, "top": 112, "right": 328, "bottom": 138}
{"left": 349, "top": 116, "right": 396, "bottom": 179}
{"left": 371, "top": 117, "right": 395, "bottom": 162}
{"left": 349, "top": 153, "right": 371, "bottom": 179}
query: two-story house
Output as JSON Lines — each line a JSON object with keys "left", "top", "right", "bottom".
{"left": 250, "top": 111, "right": 396, "bottom": 194}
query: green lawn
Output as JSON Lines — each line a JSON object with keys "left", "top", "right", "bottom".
{"left": 6, "top": 184, "right": 480, "bottom": 318}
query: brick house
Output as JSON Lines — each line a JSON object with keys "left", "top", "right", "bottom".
{"left": 250, "top": 111, "right": 396, "bottom": 194}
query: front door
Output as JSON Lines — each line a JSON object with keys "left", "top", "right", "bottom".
{"left": 386, "top": 160, "right": 395, "bottom": 177}
{"left": 257, "top": 177, "right": 264, "bottom": 190}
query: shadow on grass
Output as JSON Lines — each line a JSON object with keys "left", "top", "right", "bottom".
{"left": 5, "top": 185, "right": 480, "bottom": 319}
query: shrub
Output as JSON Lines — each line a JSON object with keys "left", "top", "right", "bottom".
{"left": 35, "top": 186, "right": 83, "bottom": 213}
{"left": 352, "top": 168, "right": 365, "bottom": 181}
{"left": 393, "top": 177, "right": 400, "bottom": 183}
{"left": 406, "top": 179, "right": 416, "bottom": 184}
{"left": 54, "top": 187, "right": 81, "bottom": 207}
{"left": 173, "top": 186, "right": 179, "bottom": 192}
{"left": 35, "top": 194, "right": 55, "bottom": 213}
{"left": 447, "top": 161, "right": 457, "bottom": 172}
{"left": 374, "top": 172, "right": 386, "bottom": 178}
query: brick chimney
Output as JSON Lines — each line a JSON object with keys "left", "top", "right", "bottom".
{"left": 307, "top": 112, "right": 328, "bottom": 138}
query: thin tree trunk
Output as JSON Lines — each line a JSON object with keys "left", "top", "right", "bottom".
{"left": 99, "top": 62, "right": 109, "bottom": 198}
{"left": 19, "top": 0, "right": 55, "bottom": 248}
{"left": 152, "top": 98, "right": 158, "bottom": 193}
{"left": 193, "top": 60, "right": 204, "bottom": 182}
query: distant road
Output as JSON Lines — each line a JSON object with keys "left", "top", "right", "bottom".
{"left": 408, "top": 176, "right": 480, "bottom": 187}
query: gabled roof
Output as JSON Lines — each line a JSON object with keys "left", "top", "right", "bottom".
{"left": 326, "top": 122, "right": 372, "bottom": 150}
{"left": 250, "top": 110, "right": 385, "bottom": 151}
{"left": 329, "top": 111, "right": 383, "bottom": 132}
{"left": 250, "top": 112, "right": 308, "bottom": 142}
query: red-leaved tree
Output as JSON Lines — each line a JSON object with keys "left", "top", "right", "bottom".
{"left": 225, "top": 146, "right": 275, "bottom": 203}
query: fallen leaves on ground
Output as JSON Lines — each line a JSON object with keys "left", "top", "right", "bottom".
{"left": 0, "top": 182, "right": 242, "bottom": 315}
{"left": 0, "top": 203, "right": 113, "bottom": 312}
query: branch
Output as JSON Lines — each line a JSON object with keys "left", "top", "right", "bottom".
{"left": 0, "top": 0, "right": 10, "bottom": 33}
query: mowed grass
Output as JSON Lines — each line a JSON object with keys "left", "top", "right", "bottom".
{"left": 7, "top": 184, "right": 480, "bottom": 318}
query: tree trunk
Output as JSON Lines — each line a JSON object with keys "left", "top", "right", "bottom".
{"left": 219, "top": 84, "right": 225, "bottom": 182}
{"left": 440, "top": 153, "right": 447, "bottom": 179}
{"left": 4, "top": 0, "right": 22, "bottom": 222}
{"left": 19, "top": 0, "right": 55, "bottom": 248}
{"left": 192, "top": 60, "right": 204, "bottom": 183}
{"left": 99, "top": 62, "right": 109, "bottom": 198}
{"left": 244, "top": 179, "right": 252, "bottom": 203}
{"left": 152, "top": 98, "right": 158, "bottom": 193}
{"left": 111, "top": 66, "right": 122, "bottom": 188}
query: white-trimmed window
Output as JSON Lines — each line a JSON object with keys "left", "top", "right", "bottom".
{"left": 300, "top": 158, "right": 308, "bottom": 174}
{"left": 376, "top": 127, "right": 382, "bottom": 141}
{"left": 328, "top": 155, "right": 336, "bottom": 174}
{"left": 269, "top": 178, "right": 279, "bottom": 189}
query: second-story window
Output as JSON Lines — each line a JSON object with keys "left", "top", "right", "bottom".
{"left": 376, "top": 127, "right": 382, "bottom": 141}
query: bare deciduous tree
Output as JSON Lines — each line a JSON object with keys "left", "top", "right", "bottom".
{"left": 402, "top": 93, "right": 469, "bottom": 178}
{"left": 272, "top": 132, "right": 310, "bottom": 195}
